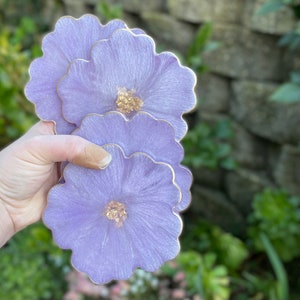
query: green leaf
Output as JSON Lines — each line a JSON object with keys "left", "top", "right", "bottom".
{"left": 248, "top": 189, "right": 300, "bottom": 262}
{"left": 20, "top": 17, "right": 36, "bottom": 34}
{"left": 256, "top": 0, "right": 285, "bottom": 16}
{"left": 289, "top": 35, "right": 300, "bottom": 50}
{"left": 176, "top": 251, "right": 230, "bottom": 299}
{"left": 187, "top": 22, "right": 213, "bottom": 59}
{"left": 214, "top": 119, "right": 233, "bottom": 139}
{"left": 203, "top": 41, "right": 220, "bottom": 53}
{"left": 278, "top": 32, "right": 296, "bottom": 47}
{"left": 216, "top": 144, "right": 231, "bottom": 158}
{"left": 189, "top": 55, "right": 203, "bottom": 69}
{"left": 96, "top": 0, "right": 123, "bottom": 21}
{"left": 270, "top": 82, "right": 300, "bottom": 103}
{"left": 183, "top": 120, "right": 236, "bottom": 170}
{"left": 220, "top": 157, "right": 238, "bottom": 170}
{"left": 260, "top": 233, "right": 289, "bottom": 300}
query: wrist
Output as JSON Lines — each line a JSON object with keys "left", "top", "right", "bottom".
{"left": 0, "top": 200, "right": 15, "bottom": 247}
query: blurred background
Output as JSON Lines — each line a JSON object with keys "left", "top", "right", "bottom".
{"left": 0, "top": 0, "right": 299, "bottom": 299}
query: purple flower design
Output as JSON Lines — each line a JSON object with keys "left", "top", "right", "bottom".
{"left": 25, "top": 15, "right": 143, "bottom": 134}
{"left": 73, "top": 112, "right": 192, "bottom": 211}
{"left": 58, "top": 28, "right": 196, "bottom": 140}
{"left": 43, "top": 144, "right": 182, "bottom": 284}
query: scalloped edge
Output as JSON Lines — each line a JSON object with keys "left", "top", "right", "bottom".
{"left": 25, "top": 14, "right": 143, "bottom": 134}
{"left": 72, "top": 111, "right": 193, "bottom": 211}
{"left": 56, "top": 25, "right": 197, "bottom": 140}
{"left": 43, "top": 143, "right": 183, "bottom": 284}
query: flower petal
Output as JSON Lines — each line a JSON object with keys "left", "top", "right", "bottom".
{"left": 71, "top": 222, "right": 135, "bottom": 283}
{"left": 125, "top": 202, "right": 181, "bottom": 271}
{"left": 74, "top": 112, "right": 192, "bottom": 211}
{"left": 76, "top": 112, "right": 183, "bottom": 164}
{"left": 25, "top": 15, "right": 128, "bottom": 133}
{"left": 44, "top": 144, "right": 182, "bottom": 283}
{"left": 58, "top": 29, "right": 196, "bottom": 139}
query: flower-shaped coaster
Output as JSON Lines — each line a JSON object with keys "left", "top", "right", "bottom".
{"left": 73, "top": 112, "right": 192, "bottom": 211}
{"left": 44, "top": 144, "right": 182, "bottom": 284}
{"left": 25, "top": 14, "right": 196, "bottom": 140}
{"left": 25, "top": 15, "right": 144, "bottom": 134}
{"left": 26, "top": 14, "right": 197, "bottom": 283}
{"left": 58, "top": 28, "right": 196, "bottom": 140}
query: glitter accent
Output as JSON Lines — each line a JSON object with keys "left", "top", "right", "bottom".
{"left": 104, "top": 200, "right": 127, "bottom": 227}
{"left": 115, "top": 87, "right": 143, "bottom": 114}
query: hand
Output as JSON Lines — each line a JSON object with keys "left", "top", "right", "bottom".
{"left": 0, "top": 121, "right": 111, "bottom": 247}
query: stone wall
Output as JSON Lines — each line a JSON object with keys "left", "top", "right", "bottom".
{"left": 56, "top": 0, "right": 300, "bottom": 235}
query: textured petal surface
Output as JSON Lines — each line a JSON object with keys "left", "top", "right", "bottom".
{"left": 58, "top": 29, "right": 196, "bottom": 140}
{"left": 25, "top": 15, "right": 128, "bottom": 133}
{"left": 75, "top": 112, "right": 183, "bottom": 164}
{"left": 74, "top": 112, "right": 192, "bottom": 211}
{"left": 44, "top": 145, "right": 182, "bottom": 283}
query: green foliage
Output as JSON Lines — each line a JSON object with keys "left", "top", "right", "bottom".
{"left": 0, "top": 223, "right": 70, "bottom": 300}
{"left": 182, "top": 119, "right": 236, "bottom": 170}
{"left": 278, "top": 20, "right": 300, "bottom": 50}
{"left": 0, "top": 17, "right": 38, "bottom": 147}
{"left": 235, "top": 272, "right": 282, "bottom": 300}
{"left": 180, "top": 188, "right": 299, "bottom": 299}
{"left": 0, "top": 0, "right": 52, "bottom": 28}
{"left": 260, "top": 233, "right": 289, "bottom": 300}
{"left": 231, "top": 232, "right": 290, "bottom": 300}
{"left": 176, "top": 251, "right": 230, "bottom": 300}
{"left": 258, "top": 0, "right": 300, "bottom": 103}
{"left": 182, "top": 220, "right": 249, "bottom": 273}
{"left": 256, "top": 0, "right": 286, "bottom": 16}
{"left": 270, "top": 71, "right": 300, "bottom": 103}
{"left": 270, "top": 83, "right": 300, "bottom": 103}
{"left": 185, "top": 22, "right": 219, "bottom": 74}
{"left": 96, "top": 0, "right": 123, "bottom": 22}
{"left": 248, "top": 189, "right": 300, "bottom": 262}
{"left": 257, "top": 0, "right": 300, "bottom": 16}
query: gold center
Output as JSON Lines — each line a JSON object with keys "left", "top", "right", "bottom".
{"left": 104, "top": 200, "right": 127, "bottom": 227}
{"left": 115, "top": 87, "right": 143, "bottom": 114}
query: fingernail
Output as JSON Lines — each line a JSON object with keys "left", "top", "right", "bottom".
{"left": 74, "top": 144, "right": 112, "bottom": 169}
{"left": 99, "top": 153, "right": 112, "bottom": 169}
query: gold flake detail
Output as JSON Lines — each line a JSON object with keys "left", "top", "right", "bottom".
{"left": 104, "top": 200, "right": 127, "bottom": 227}
{"left": 115, "top": 87, "right": 143, "bottom": 114}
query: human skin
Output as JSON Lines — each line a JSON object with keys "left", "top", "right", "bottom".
{"left": 0, "top": 121, "right": 111, "bottom": 247}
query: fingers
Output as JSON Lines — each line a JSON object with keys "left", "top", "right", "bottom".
{"left": 20, "top": 121, "right": 55, "bottom": 140}
{"left": 23, "top": 134, "right": 112, "bottom": 169}
{"left": 71, "top": 140, "right": 112, "bottom": 169}
{"left": 0, "top": 200, "right": 15, "bottom": 247}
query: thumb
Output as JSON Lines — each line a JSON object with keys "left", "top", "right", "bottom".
{"left": 23, "top": 134, "right": 112, "bottom": 169}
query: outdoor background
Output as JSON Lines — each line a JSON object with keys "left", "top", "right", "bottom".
{"left": 0, "top": 0, "right": 299, "bottom": 299}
